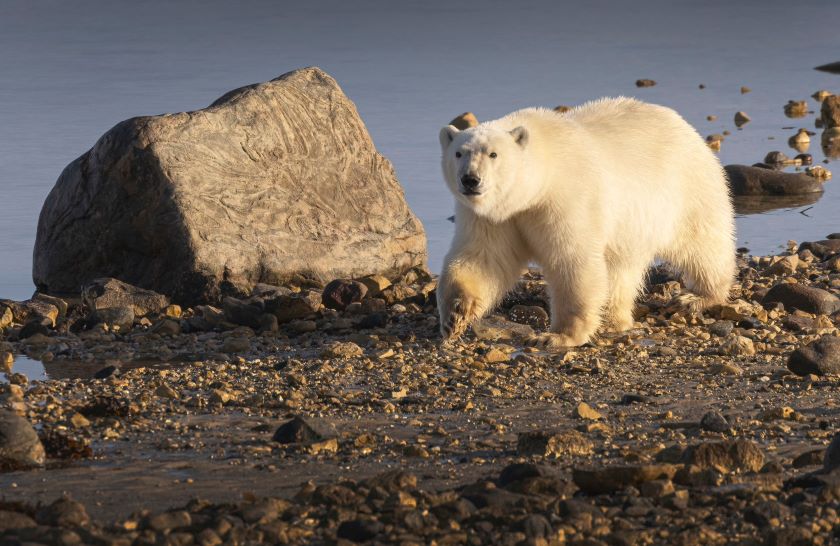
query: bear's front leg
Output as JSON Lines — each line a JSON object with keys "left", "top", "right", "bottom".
{"left": 528, "top": 254, "right": 609, "bottom": 350}
{"left": 437, "top": 268, "right": 491, "bottom": 341}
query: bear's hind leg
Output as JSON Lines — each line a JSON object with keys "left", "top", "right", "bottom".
{"left": 665, "top": 229, "right": 735, "bottom": 312}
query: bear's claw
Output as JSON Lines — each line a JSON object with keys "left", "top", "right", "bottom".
{"left": 441, "top": 297, "right": 472, "bottom": 341}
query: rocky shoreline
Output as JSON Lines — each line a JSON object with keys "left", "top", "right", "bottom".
{"left": 1, "top": 238, "right": 839, "bottom": 545}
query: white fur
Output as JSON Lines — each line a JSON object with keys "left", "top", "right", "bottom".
{"left": 438, "top": 98, "right": 735, "bottom": 348}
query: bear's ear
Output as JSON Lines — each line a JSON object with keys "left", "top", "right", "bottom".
{"left": 510, "top": 126, "right": 529, "bottom": 148}
{"left": 439, "top": 125, "right": 459, "bottom": 151}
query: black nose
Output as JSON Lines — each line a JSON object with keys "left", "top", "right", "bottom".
{"left": 461, "top": 174, "right": 480, "bottom": 189}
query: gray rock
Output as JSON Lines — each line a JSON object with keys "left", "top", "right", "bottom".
{"left": 787, "top": 336, "right": 840, "bottom": 377}
{"left": 0, "top": 410, "right": 46, "bottom": 470}
{"left": 700, "top": 411, "right": 730, "bottom": 433}
{"left": 222, "top": 296, "right": 264, "bottom": 329}
{"left": 762, "top": 283, "right": 840, "bottom": 315}
{"left": 725, "top": 164, "right": 824, "bottom": 196}
{"left": 798, "top": 239, "right": 840, "bottom": 259}
{"left": 82, "top": 278, "right": 169, "bottom": 317}
{"left": 34, "top": 67, "right": 427, "bottom": 305}
{"left": 92, "top": 306, "right": 135, "bottom": 330}
{"left": 35, "top": 498, "right": 90, "bottom": 527}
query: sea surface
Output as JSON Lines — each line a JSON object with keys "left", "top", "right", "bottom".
{"left": 1, "top": 0, "right": 839, "bottom": 302}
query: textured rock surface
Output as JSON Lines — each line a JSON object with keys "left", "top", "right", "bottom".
{"left": 762, "top": 282, "right": 840, "bottom": 315}
{"left": 724, "top": 164, "right": 824, "bottom": 196}
{"left": 82, "top": 277, "right": 169, "bottom": 317}
{"left": 0, "top": 411, "right": 45, "bottom": 470}
{"left": 788, "top": 336, "right": 840, "bottom": 377}
{"left": 34, "top": 67, "right": 426, "bottom": 304}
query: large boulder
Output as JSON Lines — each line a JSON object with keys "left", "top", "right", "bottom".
{"left": 724, "top": 164, "right": 824, "bottom": 196}
{"left": 34, "top": 67, "right": 427, "bottom": 305}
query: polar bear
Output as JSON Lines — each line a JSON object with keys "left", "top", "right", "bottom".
{"left": 437, "top": 98, "right": 735, "bottom": 349}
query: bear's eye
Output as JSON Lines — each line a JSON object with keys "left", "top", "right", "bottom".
{"left": 489, "top": 152, "right": 498, "bottom": 158}
{"left": 455, "top": 151, "right": 462, "bottom": 158}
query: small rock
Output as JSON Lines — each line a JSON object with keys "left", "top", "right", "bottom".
{"left": 573, "top": 464, "right": 677, "bottom": 494}
{"left": 82, "top": 277, "right": 169, "bottom": 317}
{"left": 93, "top": 306, "right": 135, "bottom": 330}
{"left": 1, "top": 352, "right": 13, "bottom": 374}
{"left": 358, "top": 274, "right": 391, "bottom": 296}
{"left": 788, "top": 128, "right": 810, "bottom": 150}
{"left": 321, "top": 341, "right": 363, "bottom": 358}
{"left": 709, "top": 320, "right": 734, "bottom": 337}
{"left": 740, "top": 86, "right": 751, "bottom": 94}
{"left": 146, "top": 510, "right": 191, "bottom": 532}
{"left": 574, "top": 402, "right": 603, "bottom": 421}
{"left": 151, "top": 318, "right": 181, "bottom": 336}
{"left": 700, "top": 411, "right": 730, "bottom": 433}
{"left": 806, "top": 165, "right": 831, "bottom": 181}
{"left": 448, "top": 112, "right": 478, "bottom": 130}
{"left": 264, "top": 290, "right": 321, "bottom": 323}
{"left": 734, "top": 111, "right": 751, "bottom": 127}
{"left": 719, "top": 335, "right": 755, "bottom": 356}
{"left": 710, "top": 362, "right": 743, "bottom": 376}
{"left": 787, "top": 335, "right": 840, "bottom": 376}
{"left": 69, "top": 413, "right": 90, "bottom": 428}
{"left": 337, "top": 519, "right": 384, "bottom": 542}
{"left": 93, "top": 365, "right": 120, "bottom": 379}
{"left": 635, "top": 79, "right": 656, "bottom": 87}
{"left": 0, "top": 410, "right": 46, "bottom": 469}
{"left": 640, "top": 479, "right": 675, "bottom": 498}
{"left": 220, "top": 336, "right": 251, "bottom": 354}
{"left": 766, "top": 255, "right": 799, "bottom": 276}
{"left": 508, "top": 305, "right": 549, "bottom": 328}
{"left": 164, "top": 304, "right": 182, "bottom": 318}
{"left": 759, "top": 406, "right": 795, "bottom": 422}
{"left": 792, "top": 449, "right": 824, "bottom": 468}
{"left": 322, "top": 279, "right": 368, "bottom": 311}
{"left": 155, "top": 384, "right": 180, "bottom": 399}
{"left": 681, "top": 439, "right": 764, "bottom": 472}
{"left": 222, "top": 297, "right": 264, "bottom": 329}
{"left": 784, "top": 100, "right": 808, "bottom": 118}
{"left": 35, "top": 497, "right": 89, "bottom": 527}
{"left": 0, "top": 305, "right": 13, "bottom": 330}
{"left": 272, "top": 416, "right": 323, "bottom": 444}
{"left": 518, "top": 430, "right": 594, "bottom": 458}
{"left": 553, "top": 105, "right": 572, "bottom": 113}
{"left": 813, "top": 89, "right": 833, "bottom": 102}
{"left": 483, "top": 347, "right": 509, "bottom": 363}
{"left": 821, "top": 95, "right": 840, "bottom": 129}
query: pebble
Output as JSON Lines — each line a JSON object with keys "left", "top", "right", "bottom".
{"left": 700, "top": 411, "right": 730, "bottom": 433}
{"left": 734, "top": 111, "right": 751, "bottom": 127}
{"left": 272, "top": 416, "right": 324, "bottom": 444}
{"left": 448, "top": 112, "right": 478, "bottom": 130}
{"left": 719, "top": 335, "right": 755, "bottom": 356}
{"left": 517, "top": 430, "right": 594, "bottom": 458}
{"left": 824, "top": 433, "right": 840, "bottom": 472}
{"left": 635, "top": 79, "right": 656, "bottom": 87}
{"left": 1, "top": 351, "right": 12, "bottom": 374}
{"left": 784, "top": 100, "right": 808, "bottom": 118}
{"left": 321, "top": 341, "right": 363, "bottom": 358}
{"left": 574, "top": 402, "right": 603, "bottom": 421}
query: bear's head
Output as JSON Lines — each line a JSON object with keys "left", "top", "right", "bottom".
{"left": 439, "top": 123, "right": 534, "bottom": 222}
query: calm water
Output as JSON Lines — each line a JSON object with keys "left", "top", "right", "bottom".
{"left": 1, "top": 0, "right": 839, "bottom": 302}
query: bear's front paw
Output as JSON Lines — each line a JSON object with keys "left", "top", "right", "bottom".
{"left": 525, "top": 332, "right": 583, "bottom": 352}
{"left": 440, "top": 297, "right": 477, "bottom": 341}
